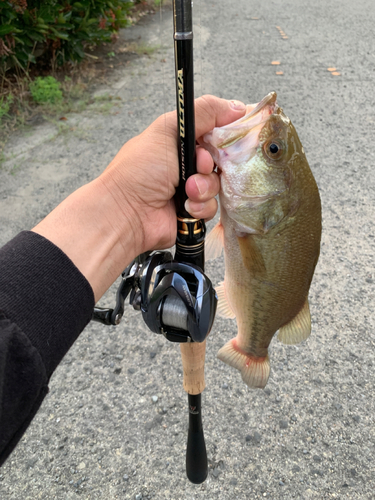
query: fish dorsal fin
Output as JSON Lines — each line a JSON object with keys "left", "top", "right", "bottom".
{"left": 237, "top": 234, "right": 266, "bottom": 275}
{"left": 216, "top": 281, "right": 236, "bottom": 319}
{"left": 277, "top": 299, "right": 311, "bottom": 345}
{"left": 205, "top": 222, "right": 224, "bottom": 260}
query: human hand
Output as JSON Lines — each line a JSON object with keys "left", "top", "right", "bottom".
{"left": 33, "top": 96, "right": 246, "bottom": 300}
{"left": 100, "top": 95, "right": 246, "bottom": 255}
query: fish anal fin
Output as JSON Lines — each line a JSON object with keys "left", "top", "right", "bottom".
{"left": 278, "top": 299, "right": 311, "bottom": 345}
{"left": 217, "top": 338, "right": 270, "bottom": 389}
{"left": 237, "top": 234, "right": 266, "bottom": 275}
{"left": 206, "top": 222, "right": 224, "bottom": 261}
{"left": 216, "top": 281, "right": 235, "bottom": 319}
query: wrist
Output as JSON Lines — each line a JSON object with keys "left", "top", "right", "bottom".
{"left": 32, "top": 176, "right": 140, "bottom": 302}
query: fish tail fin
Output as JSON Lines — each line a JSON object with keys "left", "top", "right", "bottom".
{"left": 205, "top": 221, "right": 224, "bottom": 260}
{"left": 217, "top": 339, "right": 270, "bottom": 389}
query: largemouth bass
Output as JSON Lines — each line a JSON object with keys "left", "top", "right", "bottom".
{"left": 200, "top": 92, "right": 321, "bottom": 389}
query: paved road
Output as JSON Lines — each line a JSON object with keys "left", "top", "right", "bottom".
{"left": 0, "top": 0, "right": 374, "bottom": 498}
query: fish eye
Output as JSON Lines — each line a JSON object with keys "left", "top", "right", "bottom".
{"left": 264, "top": 140, "right": 284, "bottom": 160}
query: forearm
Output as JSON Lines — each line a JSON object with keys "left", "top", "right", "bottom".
{"left": 0, "top": 231, "right": 95, "bottom": 464}
{"left": 32, "top": 176, "right": 139, "bottom": 302}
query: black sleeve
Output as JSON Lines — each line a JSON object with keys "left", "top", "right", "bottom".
{"left": 0, "top": 231, "right": 95, "bottom": 466}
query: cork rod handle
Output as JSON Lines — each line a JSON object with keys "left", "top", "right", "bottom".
{"left": 180, "top": 341, "right": 206, "bottom": 395}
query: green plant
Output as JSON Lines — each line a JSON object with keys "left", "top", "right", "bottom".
{"left": 29, "top": 76, "right": 63, "bottom": 104}
{"left": 131, "top": 41, "right": 160, "bottom": 56}
{"left": 0, "top": 0, "right": 134, "bottom": 72}
{"left": 0, "top": 93, "right": 14, "bottom": 119}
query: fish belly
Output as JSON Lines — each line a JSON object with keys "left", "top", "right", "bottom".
{"left": 223, "top": 219, "right": 274, "bottom": 359}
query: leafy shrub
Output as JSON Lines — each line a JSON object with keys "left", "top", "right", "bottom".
{"left": 29, "top": 75, "right": 63, "bottom": 103}
{"left": 0, "top": 0, "right": 134, "bottom": 72}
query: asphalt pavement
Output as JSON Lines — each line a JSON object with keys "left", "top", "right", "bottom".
{"left": 0, "top": 0, "right": 374, "bottom": 498}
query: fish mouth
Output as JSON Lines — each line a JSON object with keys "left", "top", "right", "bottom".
{"left": 214, "top": 92, "right": 278, "bottom": 163}
{"left": 200, "top": 92, "right": 278, "bottom": 165}
{"left": 236, "top": 91, "right": 278, "bottom": 126}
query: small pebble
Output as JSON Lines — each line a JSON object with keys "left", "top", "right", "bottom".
{"left": 279, "top": 481, "right": 285, "bottom": 486}
{"left": 222, "top": 383, "right": 229, "bottom": 389}
{"left": 212, "top": 468, "right": 220, "bottom": 478}
{"left": 152, "top": 395, "right": 158, "bottom": 403}
{"left": 123, "top": 474, "right": 129, "bottom": 481}
{"left": 135, "top": 494, "right": 143, "bottom": 500}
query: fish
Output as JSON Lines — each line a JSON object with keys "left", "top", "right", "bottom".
{"left": 199, "top": 92, "right": 322, "bottom": 389}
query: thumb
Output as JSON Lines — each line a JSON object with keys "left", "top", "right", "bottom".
{"left": 194, "top": 95, "right": 246, "bottom": 139}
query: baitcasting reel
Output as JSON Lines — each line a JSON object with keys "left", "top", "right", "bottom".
{"left": 92, "top": 251, "right": 217, "bottom": 343}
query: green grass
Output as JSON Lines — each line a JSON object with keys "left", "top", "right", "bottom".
{"left": 128, "top": 41, "right": 161, "bottom": 57}
{"left": 0, "top": 75, "right": 91, "bottom": 156}
{"left": 29, "top": 77, "right": 63, "bottom": 105}
{"left": 0, "top": 94, "right": 14, "bottom": 120}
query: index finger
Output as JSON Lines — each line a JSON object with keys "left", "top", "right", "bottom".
{"left": 194, "top": 95, "right": 246, "bottom": 138}
{"left": 159, "top": 95, "right": 246, "bottom": 140}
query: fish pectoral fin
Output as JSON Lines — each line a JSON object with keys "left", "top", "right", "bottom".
{"left": 216, "top": 282, "right": 236, "bottom": 319}
{"left": 277, "top": 299, "right": 311, "bottom": 345}
{"left": 205, "top": 221, "right": 224, "bottom": 260}
{"left": 237, "top": 234, "right": 266, "bottom": 275}
{"left": 217, "top": 339, "right": 270, "bottom": 389}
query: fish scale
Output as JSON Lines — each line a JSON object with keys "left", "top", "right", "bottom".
{"left": 200, "top": 92, "right": 322, "bottom": 389}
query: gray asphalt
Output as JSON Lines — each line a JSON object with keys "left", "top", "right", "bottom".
{"left": 0, "top": 0, "right": 374, "bottom": 498}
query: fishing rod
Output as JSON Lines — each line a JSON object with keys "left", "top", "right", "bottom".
{"left": 172, "top": 0, "right": 210, "bottom": 484}
{"left": 93, "top": 0, "right": 217, "bottom": 483}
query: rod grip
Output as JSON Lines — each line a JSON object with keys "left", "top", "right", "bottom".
{"left": 180, "top": 341, "right": 206, "bottom": 395}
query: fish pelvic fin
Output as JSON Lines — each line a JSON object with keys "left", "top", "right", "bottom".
{"left": 216, "top": 281, "right": 236, "bottom": 319}
{"left": 277, "top": 299, "right": 311, "bottom": 345}
{"left": 217, "top": 339, "right": 270, "bottom": 389}
{"left": 205, "top": 222, "right": 224, "bottom": 260}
